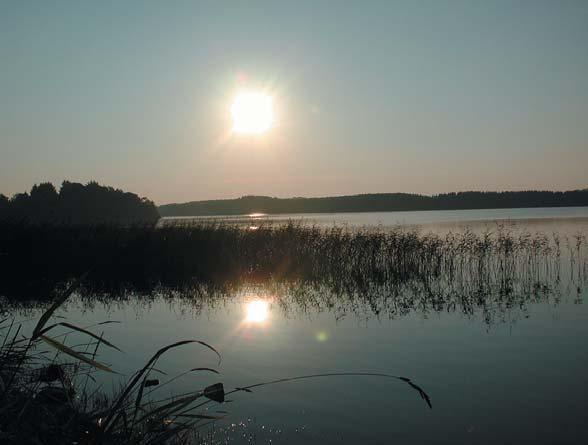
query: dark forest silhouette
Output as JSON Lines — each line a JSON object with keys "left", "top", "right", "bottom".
{"left": 3, "top": 184, "right": 588, "bottom": 223}
{"left": 0, "top": 181, "right": 159, "bottom": 225}
{"left": 159, "top": 189, "right": 588, "bottom": 217}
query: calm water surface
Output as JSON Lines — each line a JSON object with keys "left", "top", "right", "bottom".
{"left": 11, "top": 209, "right": 588, "bottom": 444}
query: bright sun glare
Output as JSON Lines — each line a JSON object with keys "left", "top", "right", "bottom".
{"left": 245, "top": 299, "right": 269, "bottom": 323}
{"left": 231, "top": 92, "right": 273, "bottom": 135}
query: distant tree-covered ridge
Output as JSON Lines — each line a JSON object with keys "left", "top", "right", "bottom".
{"left": 0, "top": 181, "right": 159, "bottom": 225}
{"left": 159, "top": 189, "right": 588, "bottom": 217}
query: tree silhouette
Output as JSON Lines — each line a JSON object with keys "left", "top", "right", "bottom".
{"left": 0, "top": 194, "right": 9, "bottom": 214}
{"left": 0, "top": 181, "right": 159, "bottom": 225}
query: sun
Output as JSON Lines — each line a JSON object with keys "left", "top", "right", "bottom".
{"left": 230, "top": 92, "right": 273, "bottom": 135}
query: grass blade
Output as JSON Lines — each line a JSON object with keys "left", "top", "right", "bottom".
{"left": 39, "top": 322, "right": 122, "bottom": 352}
{"left": 32, "top": 272, "right": 89, "bottom": 339}
{"left": 39, "top": 334, "right": 114, "bottom": 373}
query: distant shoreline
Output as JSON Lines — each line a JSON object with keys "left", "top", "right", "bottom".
{"left": 159, "top": 190, "right": 588, "bottom": 217}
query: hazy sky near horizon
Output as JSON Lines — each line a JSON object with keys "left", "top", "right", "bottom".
{"left": 1, "top": 1, "right": 587, "bottom": 204}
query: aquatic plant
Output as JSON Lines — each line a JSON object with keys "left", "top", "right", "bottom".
{"left": 1, "top": 222, "right": 585, "bottom": 303}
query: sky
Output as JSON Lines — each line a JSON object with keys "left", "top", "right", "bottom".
{"left": 1, "top": 1, "right": 587, "bottom": 204}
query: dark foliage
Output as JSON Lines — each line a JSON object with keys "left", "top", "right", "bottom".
{"left": 159, "top": 189, "right": 588, "bottom": 216}
{"left": 0, "top": 181, "right": 159, "bottom": 225}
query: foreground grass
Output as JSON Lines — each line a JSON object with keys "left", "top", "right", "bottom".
{"left": 1, "top": 278, "right": 432, "bottom": 445}
{"left": 0, "top": 278, "right": 227, "bottom": 444}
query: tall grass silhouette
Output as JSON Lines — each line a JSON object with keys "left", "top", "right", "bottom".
{"left": 1, "top": 221, "right": 585, "bottom": 304}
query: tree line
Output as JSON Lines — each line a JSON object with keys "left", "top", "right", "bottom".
{"left": 0, "top": 181, "right": 160, "bottom": 225}
{"left": 159, "top": 189, "right": 588, "bottom": 216}
{"left": 3, "top": 184, "right": 586, "bottom": 222}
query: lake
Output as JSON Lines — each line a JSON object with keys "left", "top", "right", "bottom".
{"left": 5, "top": 207, "right": 588, "bottom": 444}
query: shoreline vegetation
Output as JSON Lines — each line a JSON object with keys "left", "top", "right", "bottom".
{"left": 2, "top": 181, "right": 588, "bottom": 225}
{"left": 0, "top": 181, "right": 159, "bottom": 226}
{"left": 159, "top": 189, "right": 588, "bottom": 217}
{"left": 1, "top": 222, "right": 586, "bottom": 323}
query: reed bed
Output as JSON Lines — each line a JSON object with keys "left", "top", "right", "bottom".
{"left": 1, "top": 222, "right": 585, "bottom": 303}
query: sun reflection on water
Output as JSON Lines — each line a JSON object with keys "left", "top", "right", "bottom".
{"left": 245, "top": 299, "right": 269, "bottom": 323}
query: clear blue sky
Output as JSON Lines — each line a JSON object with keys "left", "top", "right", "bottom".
{"left": 1, "top": 1, "right": 587, "bottom": 204}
